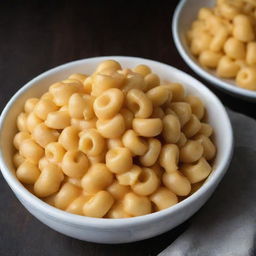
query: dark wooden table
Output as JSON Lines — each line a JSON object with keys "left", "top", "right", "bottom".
{"left": 0, "top": 1, "right": 255, "bottom": 256}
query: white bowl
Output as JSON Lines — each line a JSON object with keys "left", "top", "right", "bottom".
{"left": 0, "top": 56, "right": 233, "bottom": 244}
{"left": 172, "top": 0, "right": 256, "bottom": 102}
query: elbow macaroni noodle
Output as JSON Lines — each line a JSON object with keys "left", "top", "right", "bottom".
{"left": 13, "top": 60, "right": 216, "bottom": 218}
{"left": 187, "top": 0, "right": 256, "bottom": 91}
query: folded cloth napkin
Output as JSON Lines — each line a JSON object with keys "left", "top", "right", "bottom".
{"left": 159, "top": 109, "right": 256, "bottom": 256}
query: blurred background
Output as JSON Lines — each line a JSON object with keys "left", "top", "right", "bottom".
{"left": 0, "top": 1, "right": 254, "bottom": 256}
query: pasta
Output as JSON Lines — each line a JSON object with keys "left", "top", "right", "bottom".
{"left": 132, "top": 118, "right": 163, "bottom": 137}
{"left": 81, "top": 163, "right": 113, "bottom": 193}
{"left": 139, "top": 138, "right": 161, "bottom": 166}
{"left": 68, "top": 93, "right": 94, "bottom": 120}
{"left": 93, "top": 88, "right": 124, "bottom": 120}
{"left": 106, "top": 147, "right": 133, "bottom": 174}
{"left": 116, "top": 165, "right": 142, "bottom": 186}
{"left": 62, "top": 150, "right": 89, "bottom": 178}
{"left": 187, "top": 0, "right": 256, "bottom": 90}
{"left": 131, "top": 168, "right": 159, "bottom": 196}
{"left": 83, "top": 191, "right": 114, "bottom": 218}
{"left": 150, "top": 187, "right": 178, "bottom": 211}
{"left": 13, "top": 60, "right": 216, "bottom": 218}
{"left": 34, "top": 163, "right": 64, "bottom": 197}
{"left": 126, "top": 89, "right": 153, "bottom": 118}
{"left": 123, "top": 192, "right": 151, "bottom": 217}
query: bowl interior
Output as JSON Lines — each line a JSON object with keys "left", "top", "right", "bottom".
{"left": 174, "top": 0, "right": 256, "bottom": 101}
{"left": 0, "top": 56, "right": 233, "bottom": 224}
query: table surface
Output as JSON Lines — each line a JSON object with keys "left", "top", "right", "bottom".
{"left": 0, "top": 1, "right": 255, "bottom": 256}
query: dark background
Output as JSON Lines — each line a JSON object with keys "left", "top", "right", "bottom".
{"left": 0, "top": 1, "right": 255, "bottom": 256}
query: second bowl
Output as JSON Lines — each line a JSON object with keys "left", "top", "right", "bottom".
{"left": 172, "top": 0, "right": 256, "bottom": 102}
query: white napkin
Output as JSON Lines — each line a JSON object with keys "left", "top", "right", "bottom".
{"left": 159, "top": 109, "right": 256, "bottom": 256}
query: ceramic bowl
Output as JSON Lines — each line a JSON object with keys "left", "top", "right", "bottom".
{"left": 0, "top": 56, "right": 233, "bottom": 243}
{"left": 172, "top": 0, "right": 256, "bottom": 102}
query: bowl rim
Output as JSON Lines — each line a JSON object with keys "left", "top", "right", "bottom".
{"left": 0, "top": 56, "right": 233, "bottom": 228}
{"left": 172, "top": 0, "right": 256, "bottom": 100}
